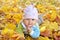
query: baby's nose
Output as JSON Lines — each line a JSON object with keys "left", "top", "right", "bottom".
{"left": 29, "top": 20, "right": 32, "bottom": 24}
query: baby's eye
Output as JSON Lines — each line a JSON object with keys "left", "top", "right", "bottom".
{"left": 32, "top": 19, "right": 35, "bottom": 20}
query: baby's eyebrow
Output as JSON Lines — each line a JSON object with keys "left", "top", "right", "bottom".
{"left": 25, "top": 19, "right": 30, "bottom": 20}
{"left": 32, "top": 19, "right": 35, "bottom": 20}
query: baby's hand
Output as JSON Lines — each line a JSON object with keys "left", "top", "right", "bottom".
{"left": 26, "top": 28, "right": 31, "bottom": 33}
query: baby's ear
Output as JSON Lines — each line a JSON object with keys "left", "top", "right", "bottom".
{"left": 38, "top": 14, "right": 44, "bottom": 25}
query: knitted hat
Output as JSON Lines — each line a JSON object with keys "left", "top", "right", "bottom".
{"left": 23, "top": 5, "right": 38, "bottom": 20}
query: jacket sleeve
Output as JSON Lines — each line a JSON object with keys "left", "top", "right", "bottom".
{"left": 29, "top": 25, "right": 40, "bottom": 38}
{"left": 15, "top": 23, "right": 24, "bottom": 35}
{"left": 15, "top": 23, "right": 25, "bottom": 38}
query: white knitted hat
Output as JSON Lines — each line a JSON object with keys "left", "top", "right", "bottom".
{"left": 23, "top": 5, "right": 38, "bottom": 20}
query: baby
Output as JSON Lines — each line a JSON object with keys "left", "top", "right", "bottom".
{"left": 13, "top": 5, "right": 40, "bottom": 40}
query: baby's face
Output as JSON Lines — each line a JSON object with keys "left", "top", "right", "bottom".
{"left": 23, "top": 18, "right": 37, "bottom": 28}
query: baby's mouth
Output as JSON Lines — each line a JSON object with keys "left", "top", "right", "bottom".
{"left": 28, "top": 25, "right": 32, "bottom": 27}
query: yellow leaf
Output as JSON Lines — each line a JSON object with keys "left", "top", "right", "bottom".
{"left": 40, "top": 26, "right": 47, "bottom": 32}
{"left": 49, "top": 10, "right": 57, "bottom": 21}
{"left": 6, "top": 23, "right": 16, "bottom": 30}
{"left": 38, "top": 36, "right": 50, "bottom": 40}
{"left": 1, "top": 28, "right": 8, "bottom": 35}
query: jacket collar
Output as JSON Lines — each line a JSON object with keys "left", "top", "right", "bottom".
{"left": 21, "top": 22, "right": 26, "bottom": 29}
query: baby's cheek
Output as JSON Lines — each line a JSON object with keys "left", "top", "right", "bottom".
{"left": 24, "top": 21, "right": 29, "bottom": 26}
{"left": 33, "top": 22, "right": 36, "bottom": 25}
